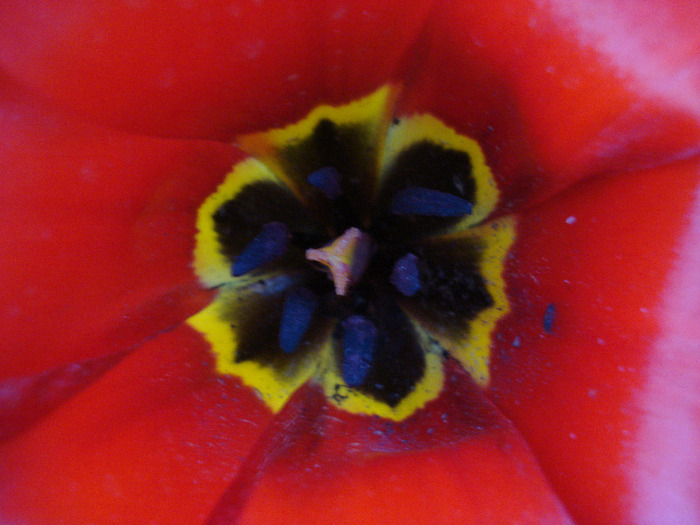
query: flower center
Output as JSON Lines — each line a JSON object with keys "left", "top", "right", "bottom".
{"left": 188, "top": 85, "right": 515, "bottom": 420}
{"left": 300, "top": 173, "right": 476, "bottom": 299}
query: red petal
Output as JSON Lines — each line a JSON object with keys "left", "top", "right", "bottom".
{"left": 488, "top": 158, "right": 700, "bottom": 523}
{"left": 0, "top": 0, "right": 435, "bottom": 139}
{"left": 208, "top": 361, "right": 572, "bottom": 524}
{"left": 0, "top": 80, "right": 237, "bottom": 379}
{"left": 0, "top": 325, "right": 272, "bottom": 525}
{"left": 400, "top": 0, "right": 700, "bottom": 210}
{"left": 0, "top": 350, "right": 126, "bottom": 442}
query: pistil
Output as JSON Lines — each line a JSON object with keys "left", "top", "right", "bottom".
{"left": 305, "top": 227, "right": 373, "bottom": 296}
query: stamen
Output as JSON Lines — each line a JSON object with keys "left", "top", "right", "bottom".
{"left": 307, "top": 166, "right": 343, "bottom": 199}
{"left": 232, "top": 222, "right": 290, "bottom": 276}
{"left": 390, "top": 253, "right": 421, "bottom": 296}
{"left": 390, "top": 186, "right": 472, "bottom": 217}
{"left": 306, "top": 227, "right": 372, "bottom": 296}
{"left": 341, "top": 315, "right": 376, "bottom": 387}
{"left": 279, "top": 288, "right": 318, "bottom": 353}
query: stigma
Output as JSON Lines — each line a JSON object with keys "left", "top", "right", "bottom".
{"left": 305, "top": 227, "right": 373, "bottom": 296}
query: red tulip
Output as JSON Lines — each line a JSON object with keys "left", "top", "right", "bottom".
{"left": 1, "top": 1, "right": 699, "bottom": 524}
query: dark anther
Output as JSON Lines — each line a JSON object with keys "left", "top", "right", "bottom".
{"left": 232, "top": 221, "right": 290, "bottom": 276}
{"left": 307, "top": 166, "right": 343, "bottom": 199}
{"left": 543, "top": 303, "right": 556, "bottom": 334}
{"left": 390, "top": 253, "right": 421, "bottom": 296}
{"left": 390, "top": 186, "right": 473, "bottom": 217}
{"left": 279, "top": 287, "right": 318, "bottom": 353}
{"left": 341, "top": 315, "right": 376, "bottom": 387}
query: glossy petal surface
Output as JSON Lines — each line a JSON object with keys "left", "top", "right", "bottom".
{"left": 209, "top": 361, "right": 572, "bottom": 525}
{"left": 489, "top": 159, "right": 700, "bottom": 523}
{"left": 0, "top": 325, "right": 272, "bottom": 525}
{"left": 0, "top": 350, "right": 126, "bottom": 442}
{"left": 0, "top": 80, "right": 237, "bottom": 379}
{"left": 400, "top": 0, "right": 700, "bottom": 212}
{"left": 0, "top": 0, "right": 436, "bottom": 139}
{"left": 1, "top": 0, "right": 699, "bottom": 523}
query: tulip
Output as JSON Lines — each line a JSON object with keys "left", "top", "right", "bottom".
{"left": 1, "top": 1, "right": 699, "bottom": 523}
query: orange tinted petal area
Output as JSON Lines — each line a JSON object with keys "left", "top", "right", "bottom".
{"left": 0, "top": 0, "right": 436, "bottom": 139}
{"left": 400, "top": 0, "right": 700, "bottom": 212}
{"left": 207, "top": 361, "right": 572, "bottom": 525}
{"left": 488, "top": 158, "right": 700, "bottom": 523}
{"left": 0, "top": 80, "right": 238, "bottom": 379}
{"left": 0, "top": 325, "right": 272, "bottom": 525}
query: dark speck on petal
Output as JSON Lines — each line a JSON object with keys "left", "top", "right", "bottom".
{"left": 543, "top": 303, "right": 556, "bottom": 334}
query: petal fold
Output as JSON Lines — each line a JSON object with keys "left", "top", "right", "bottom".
{"left": 209, "top": 361, "right": 573, "bottom": 525}
{"left": 0, "top": 350, "right": 125, "bottom": 442}
{"left": 489, "top": 158, "right": 700, "bottom": 523}
{"left": 0, "top": 325, "right": 272, "bottom": 525}
{"left": 0, "top": 80, "right": 237, "bottom": 379}
{"left": 399, "top": 0, "right": 700, "bottom": 212}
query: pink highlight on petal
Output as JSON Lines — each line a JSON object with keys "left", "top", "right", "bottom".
{"left": 628, "top": 183, "right": 700, "bottom": 524}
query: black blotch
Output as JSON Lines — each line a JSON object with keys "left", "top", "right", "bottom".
{"left": 396, "top": 239, "right": 493, "bottom": 335}
{"left": 543, "top": 303, "right": 556, "bottom": 334}
{"left": 213, "top": 182, "right": 325, "bottom": 264}
{"left": 279, "top": 119, "right": 379, "bottom": 232}
{"left": 226, "top": 274, "right": 332, "bottom": 370}
{"left": 373, "top": 141, "right": 476, "bottom": 243}
{"left": 332, "top": 292, "right": 425, "bottom": 407}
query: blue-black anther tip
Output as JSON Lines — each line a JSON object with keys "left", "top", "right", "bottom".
{"left": 390, "top": 186, "right": 472, "bottom": 217}
{"left": 279, "top": 287, "right": 318, "bottom": 353}
{"left": 341, "top": 315, "right": 376, "bottom": 387}
{"left": 232, "top": 221, "right": 289, "bottom": 277}
{"left": 390, "top": 253, "right": 421, "bottom": 296}
{"left": 543, "top": 303, "right": 556, "bottom": 334}
{"left": 307, "top": 166, "right": 343, "bottom": 199}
